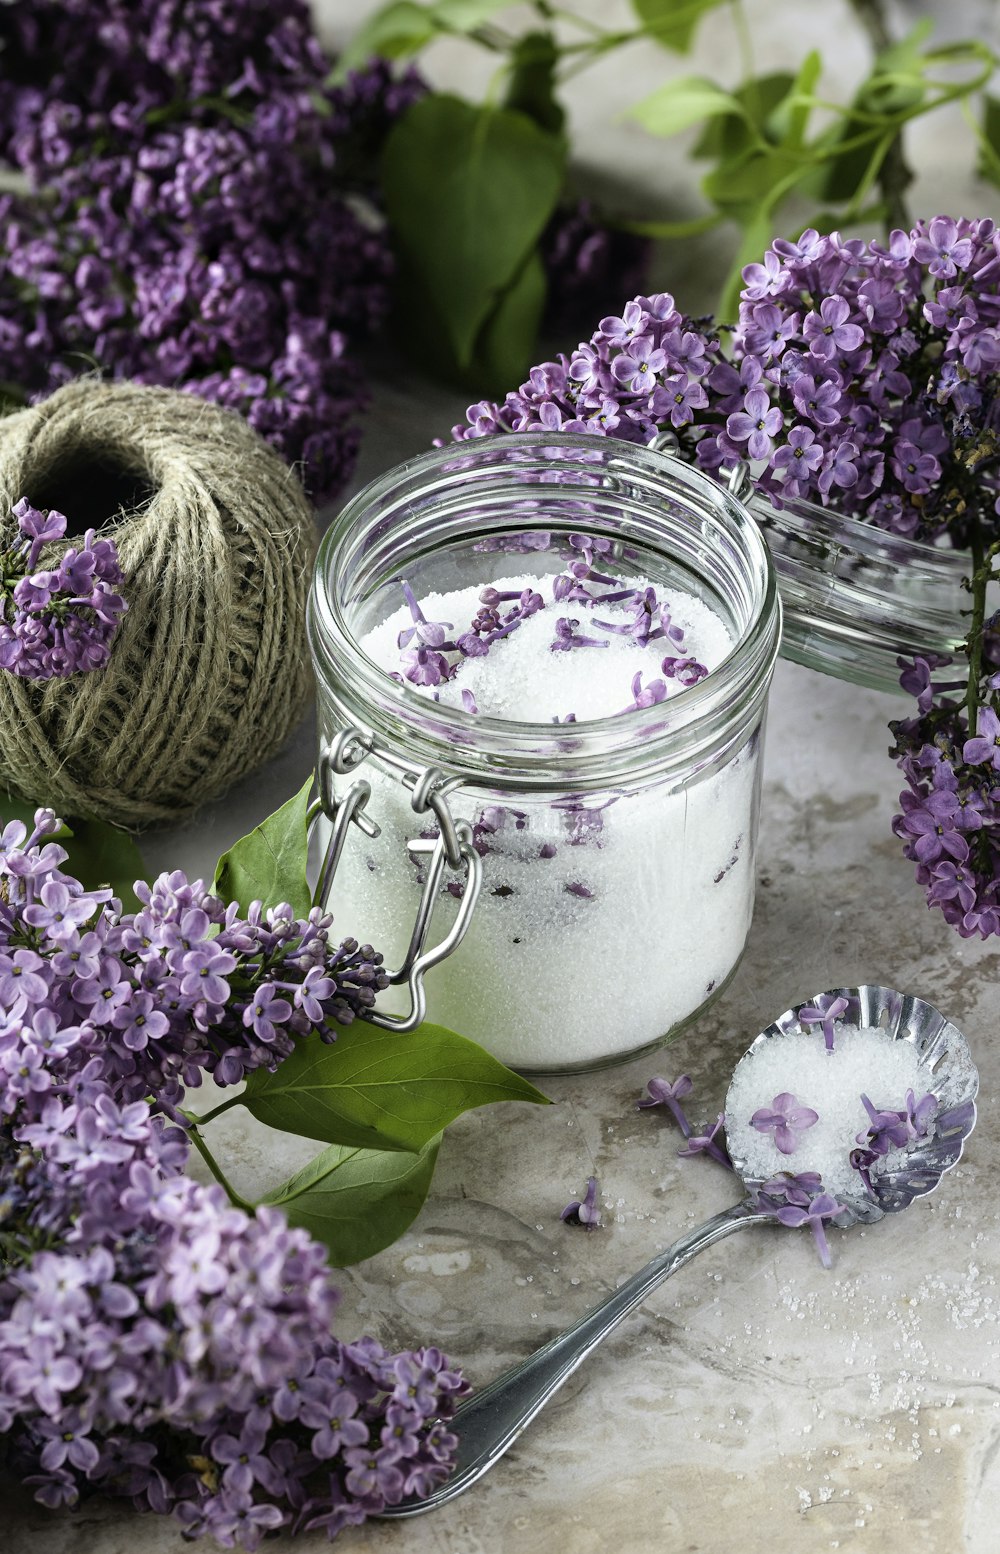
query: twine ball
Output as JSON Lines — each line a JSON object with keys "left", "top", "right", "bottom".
{"left": 0, "top": 379, "right": 319, "bottom": 828}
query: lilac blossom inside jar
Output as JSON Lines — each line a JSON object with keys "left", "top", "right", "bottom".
{"left": 308, "top": 434, "right": 781, "bottom": 1073}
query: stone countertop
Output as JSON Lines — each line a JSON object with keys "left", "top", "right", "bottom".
{"left": 7, "top": 369, "right": 1000, "bottom": 1554}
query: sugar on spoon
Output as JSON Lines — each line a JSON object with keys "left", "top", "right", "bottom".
{"left": 378, "top": 984, "right": 978, "bottom": 1520}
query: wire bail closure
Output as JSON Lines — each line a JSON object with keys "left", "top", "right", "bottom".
{"left": 310, "top": 727, "right": 483, "bottom": 1031}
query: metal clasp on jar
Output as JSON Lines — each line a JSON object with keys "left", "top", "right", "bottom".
{"left": 309, "top": 726, "right": 483, "bottom": 1031}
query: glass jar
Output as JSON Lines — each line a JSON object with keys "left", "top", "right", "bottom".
{"left": 752, "top": 489, "right": 981, "bottom": 695}
{"left": 308, "top": 434, "right": 781, "bottom": 1073}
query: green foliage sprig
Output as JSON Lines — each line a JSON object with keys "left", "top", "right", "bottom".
{"left": 338, "top": 0, "right": 1000, "bottom": 383}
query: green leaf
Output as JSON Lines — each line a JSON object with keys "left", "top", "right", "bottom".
{"left": 631, "top": 0, "right": 728, "bottom": 54}
{"left": 0, "top": 794, "right": 143, "bottom": 909}
{"left": 467, "top": 248, "right": 548, "bottom": 393}
{"left": 691, "top": 71, "right": 794, "bottom": 160}
{"left": 978, "top": 94, "right": 1000, "bottom": 187}
{"left": 330, "top": 2, "right": 437, "bottom": 79}
{"left": 765, "top": 51, "right": 822, "bottom": 150}
{"left": 381, "top": 93, "right": 565, "bottom": 372}
{"left": 701, "top": 143, "right": 805, "bottom": 212}
{"left": 242, "top": 1020, "right": 549, "bottom": 1153}
{"left": 263, "top": 1135, "right": 441, "bottom": 1266}
{"left": 628, "top": 75, "right": 744, "bottom": 139}
{"left": 431, "top": 0, "right": 513, "bottom": 27}
{"left": 213, "top": 775, "right": 312, "bottom": 917}
{"left": 60, "top": 818, "right": 144, "bottom": 912}
{"left": 503, "top": 30, "right": 565, "bottom": 137}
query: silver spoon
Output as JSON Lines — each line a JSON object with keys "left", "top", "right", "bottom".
{"left": 378, "top": 984, "right": 977, "bottom": 1520}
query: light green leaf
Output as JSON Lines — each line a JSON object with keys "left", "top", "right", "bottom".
{"left": 263, "top": 1135, "right": 441, "bottom": 1266}
{"left": 330, "top": 3, "right": 437, "bottom": 79}
{"left": 242, "top": 1020, "right": 550, "bottom": 1153}
{"left": 631, "top": 0, "right": 728, "bottom": 54}
{"left": 381, "top": 93, "right": 565, "bottom": 371}
{"left": 629, "top": 75, "right": 744, "bottom": 139}
{"left": 0, "top": 794, "right": 143, "bottom": 909}
{"left": 691, "top": 71, "right": 794, "bottom": 160}
{"left": 431, "top": 0, "right": 514, "bottom": 26}
{"left": 213, "top": 775, "right": 312, "bottom": 917}
{"left": 765, "top": 51, "right": 822, "bottom": 149}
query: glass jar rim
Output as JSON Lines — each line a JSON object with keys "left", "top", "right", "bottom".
{"left": 309, "top": 433, "right": 782, "bottom": 790}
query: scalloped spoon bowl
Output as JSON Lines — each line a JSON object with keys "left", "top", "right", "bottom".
{"left": 378, "top": 984, "right": 978, "bottom": 1519}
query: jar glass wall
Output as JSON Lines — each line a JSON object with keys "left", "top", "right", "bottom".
{"left": 308, "top": 434, "right": 781, "bottom": 1073}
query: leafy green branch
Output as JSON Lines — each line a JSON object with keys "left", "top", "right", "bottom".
{"left": 332, "top": 0, "right": 999, "bottom": 385}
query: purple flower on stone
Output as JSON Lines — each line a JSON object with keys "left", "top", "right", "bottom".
{"left": 677, "top": 1112, "right": 732, "bottom": 1170}
{"left": 773, "top": 1191, "right": 846, "bottom": 1269}
{"left": 637, "top": 1074, "right": 693, "bottom": 1136}
{"left": 561, "top": 1175, "right": 602, "bottom": 1229}
{"left": 750, "top": 1092, "right": 820, "bottom": 1155}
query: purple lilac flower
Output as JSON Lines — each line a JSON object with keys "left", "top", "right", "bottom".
{"left": 797, "top": 994, "right": 850, "bottom": 1052}
{"left": 0, "top": 807, "right": 468, "bottom": 1543}
{"left": 773, "top": 1192, "right": 846, "bottom": 1269}
{"left": 637, "top": 1074, "right": 693, "bottom": 1135}
{"left": 0, "top": 500, "right": 127, "bottom": 678}
{"left": 891, "top": 644, "right": 1000, "bottom": 939}
{"left": 750, "top": 1092, "right": 820, "bottom": 1155}
{"left": 0, "top": 13, "right": 425, "bottom": 504}
{"left": 560, "top": 1175, "right": 602, "bottom": 1229}
{"left": 676, "top": 1112, "right": 732, "bottom": 1170}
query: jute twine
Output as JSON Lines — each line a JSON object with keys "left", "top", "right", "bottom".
{"left": 0, "top": 379, "right": 319, "bottom": 828}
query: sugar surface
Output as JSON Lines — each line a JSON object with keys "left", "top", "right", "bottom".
{"left": 362, "top": 573, "right": 733, "bottom": 722}
{"left": 725, "top": 1024, "right": 930, "bottom": 1199}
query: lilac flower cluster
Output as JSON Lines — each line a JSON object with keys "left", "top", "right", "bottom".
{"left": 0, "top": 498, "right": 126, "bottom": 678}
{"left": 452, "top": 220, "right": 1000, "bottom": 549}
{"left": 0, "top": 3, "right": 423, "bottom": 502}
{"left": 539, "top": 198, "right": 650, "bottom": 337}
{"left": 890, "top": 643, "right": 1000, "bottom": 936}
{"left": 449, "top": 291, "right": 731, "bottom": 450}
{"left": 704, "top": 218, "right": 1000, "bottom": 544}
{"left": 0, "top": 809, "right": 468, "bottom": 1543}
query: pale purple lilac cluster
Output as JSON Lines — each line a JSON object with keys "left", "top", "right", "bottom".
{"left": 0, "top": 498, "right": 126, "bottom": 678}
{"left": 0, "top": 810, "right": 467, "bottom": 1543}
{"left": 890, "top": 644, "right": 1000, "bottom": 936}
{"left": 450, "top": 218, "right": 1000, "bottom": 550}
{"left": 449, "top": 290, "right": 730, "bottom": 450}
{"left": 0, "top": 2, "right": 423, "bottom": 501}
{"left": 710, "top": 218, "right": 1000, "bottom": 544}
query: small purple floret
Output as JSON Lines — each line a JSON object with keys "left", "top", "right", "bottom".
{"left": 561, "top": 1176, "right": 602, "bottom": 1229}
{"left": 750, "top": 1092, "right": 820, "bottom": 1155}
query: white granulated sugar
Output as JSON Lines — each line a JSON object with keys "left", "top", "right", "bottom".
{"left": 362, "top": 573, "right": 733, "bottom": 722}
{"left": 725, "top": 1024, "right": 930, "bottom": 1199}
{"left": 329, "top": 571, "right": 757, "bottom": 1070}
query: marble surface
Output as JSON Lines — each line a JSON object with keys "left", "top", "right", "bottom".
{"left": 6, "top": 366, "right": 1000, "bottom": 1554}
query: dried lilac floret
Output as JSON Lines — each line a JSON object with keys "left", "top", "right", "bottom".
{"left": 561, "top": 1176, "right": 602, "bottom": 1229}
{"left": 750, "top": 1092, "right": 820, "bottom": 1156}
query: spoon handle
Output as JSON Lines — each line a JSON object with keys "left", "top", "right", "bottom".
{"left": 379, "top": 1197, "right": 768, "bottom": 1519}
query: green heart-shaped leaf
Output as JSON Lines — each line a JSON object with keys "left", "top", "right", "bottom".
{"left": 242, "top": 1020, "right": 549, "bottom": 1152}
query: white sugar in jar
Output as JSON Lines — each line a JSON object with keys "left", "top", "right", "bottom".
{"left": 308, "top": 434, "right": 781, "bottom": 1073}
